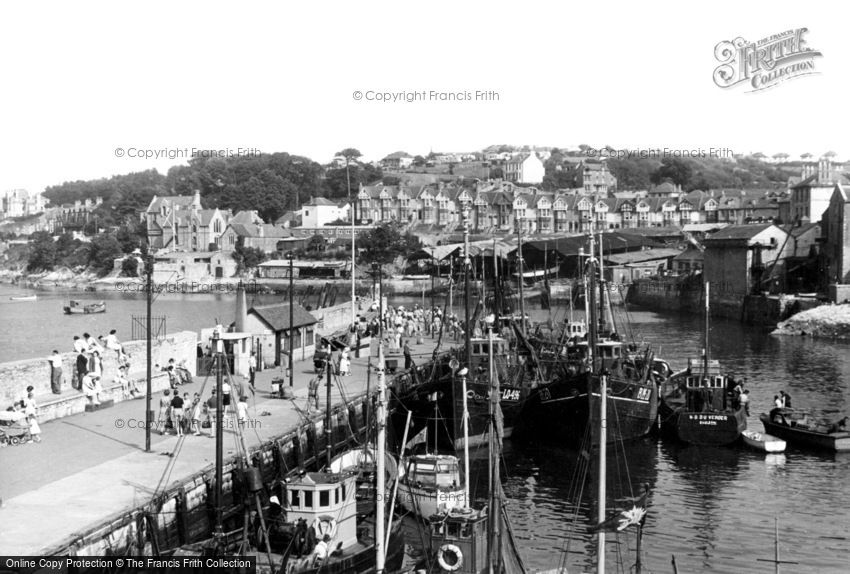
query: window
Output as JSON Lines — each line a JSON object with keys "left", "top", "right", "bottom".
{"left": 341, "top": 484, "right": 347, "bottom": 500}
{"left": 319, "top": 490, "right": 330, "bottom": 508}
{"left": 335, "top": 488, "right": 340, "bottom": 504}
{"left": 305, "top": 210, "right": 310, "bottom": 217}
{"left": 304, "top": 490, "right": 313, "bottom": 508}
{"left": 291, "top": 489, "right": 301, "bottom": 507}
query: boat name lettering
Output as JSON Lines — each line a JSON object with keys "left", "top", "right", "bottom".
{"left": 688, "top": 414, "right": 727, "bottom": 421}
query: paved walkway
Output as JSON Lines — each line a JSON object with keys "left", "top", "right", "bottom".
{"left": 0, "top": 338, "right": 443, "bottom": 555}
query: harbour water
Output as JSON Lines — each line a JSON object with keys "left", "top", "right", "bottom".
{"left": 2, "top": 285, "right": 850, "bottom": 571}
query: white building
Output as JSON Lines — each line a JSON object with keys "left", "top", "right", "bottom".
{"left": 504, "top": 152, "right": 545, "bottom": 184}
{"left": 301, "top": 197, "right": 350, "bottom": 227}
{"left": 1, "top": 189, "right": 45, "bottom": 218}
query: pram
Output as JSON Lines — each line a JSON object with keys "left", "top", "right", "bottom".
{"left": 0, "top": 410, "right": 35, "bottom": 446}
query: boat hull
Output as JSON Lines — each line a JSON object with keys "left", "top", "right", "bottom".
{"left": 518, "top": 375, "right": 658, "bottom": 445}
{"left": 658, "top": 400, "right": 747, "bottom": 446}
{"left": 397, "top": 483, "right": 467, "bottom": 519}
{"left": 760, "top": 414, "right": 850, "bottom": 452}
{"left": 742, "top": 430, "right": 786, "bottom": 453}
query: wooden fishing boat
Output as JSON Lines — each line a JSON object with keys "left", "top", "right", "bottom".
{"left": 397, "top": 453, "right": 466, "bottom": 519}
{"left": 64, "top": 300, "right": 106, "bottom": 314}
{"left": 742, "top": 430, "right": 786, "bottom": 453}
{"left": 9, "top": 294, "right": 37, "bottom": 301}
{"left": 658, "top": 283, "right": 747, "bottom": 447}
{"left": 760, "top": 409, "right": 850, "bottom": 452}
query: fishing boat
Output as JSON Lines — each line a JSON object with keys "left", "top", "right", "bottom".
{"left": 658, "top": 282, "right": 747, "bottom": 446}
{"left": 742, "top": 430, "right": 786, "bottom": 453}
{"left": 397, "top": 453, "right": 466, "bottom": 519}
{"left": 421, "top": 317, "right": 527, "bottom": 573}
{"left": 9, "top": 294, "right": 37, "bottom": 301}
{"left": 760, "top": 408, "right": 850, "bottom": 452}
{"left": 63, "top": 300, "right": 106, "bottom": 314}
{"left": 518, "top": 233, "right": 660, "bottom": 446}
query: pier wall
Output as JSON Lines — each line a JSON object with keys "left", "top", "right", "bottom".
{"left": 0, "top": 331, "right": 197, "bottom": 418}
{"left": 628, "top": 278, "right": 823, "bottom": 326}
{"left": 42, "top": 397, "right": 370, "bottom": 557}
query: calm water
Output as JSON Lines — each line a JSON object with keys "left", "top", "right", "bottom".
{"left": 0, "top": 283, "right": 292, "bottom": 362}
{"left": 3, "top": 286, "right": 850, "bottom": 572}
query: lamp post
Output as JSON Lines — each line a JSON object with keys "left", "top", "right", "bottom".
{"left": 144, "top": 249, "right": 153, "bottom": 453}
{"left": 288, "top": 251, "right": 294, "bottom": 388}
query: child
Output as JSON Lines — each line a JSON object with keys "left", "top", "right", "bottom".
{"left": 236, "top": 395, "right": 249, "bottom": 429}
{"left": 28, "top": 414, "right": 42, "bottom": 443}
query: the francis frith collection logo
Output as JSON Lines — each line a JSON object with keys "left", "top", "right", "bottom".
{"left": 713, "top": 28, "right": 822, "bottom": 92}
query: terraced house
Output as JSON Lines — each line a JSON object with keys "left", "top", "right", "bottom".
{"left": 357, "top": 180, "right": 782, "bottom": 234}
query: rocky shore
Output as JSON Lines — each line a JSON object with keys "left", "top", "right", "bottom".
{"left": 771, "top": 303, "right": 850, "bottom": 339}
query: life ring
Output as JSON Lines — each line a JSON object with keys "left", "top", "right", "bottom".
{"left": 437, "top": 543, "right": 463, "bottom": 571}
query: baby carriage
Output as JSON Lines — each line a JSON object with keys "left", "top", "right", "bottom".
{"left": 0, "top": 410, "right": 35, "bottom": 446}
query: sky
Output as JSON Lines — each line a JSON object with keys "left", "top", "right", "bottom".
{"left": 0, "top": 0, "right": 845, "bottom": 194}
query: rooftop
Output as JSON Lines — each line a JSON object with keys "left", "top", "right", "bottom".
{"left": 248, "top": 303, "right": 317, "bottom": 331}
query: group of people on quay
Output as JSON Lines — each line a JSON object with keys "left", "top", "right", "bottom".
{"left": 156, "top": 378, "right": 253, "bottom": 438}
{"left": 4, "top": 330, "right": 139, "bottom": 446}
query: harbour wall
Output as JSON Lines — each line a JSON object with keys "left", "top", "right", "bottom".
{"left": 42, "top": 398, "right": 370, "bottom": 556}
{"left": 627, "top": 278, "right": 822, "bottom": 326}
{"left": 0, "top": 331, "right": 197, "bottom": 421}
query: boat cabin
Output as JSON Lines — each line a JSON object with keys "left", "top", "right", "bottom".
{"left": 678, "top": 359, "right": 728, "bottom": 411}
{"left": 403, "top": 455, "right": 461, "bottom": 491}
{"left": 565, "top": 320, "right": 587, "bottom": 339}
{"left": 469, "top": 336, "right": 510, "bottom": 382}
{"left": 428, "top": 508, "right": 489, "bottom": 574}
{"left": 284, "top": 472, "right": 358, "bottom": 550}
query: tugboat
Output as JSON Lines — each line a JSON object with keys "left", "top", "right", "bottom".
{"left": 658, "top": 282, "right": 747, "bottom": 446}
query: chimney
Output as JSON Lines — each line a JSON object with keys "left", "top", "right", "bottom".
{"left": 192, "top": 190, "right": 201, "bottom": 210}
{"left": 818, "top": 159, "right": 833, "bottom": 183}
{"left": 235, "top": 282, "right": 247, "bottom": 332}
{"left": 258, "top": 225, "right": 264, "bottom": 237}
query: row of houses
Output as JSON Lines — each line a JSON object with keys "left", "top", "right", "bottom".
{"left": 357, "top": 180, "right": 784, "bottom": 233}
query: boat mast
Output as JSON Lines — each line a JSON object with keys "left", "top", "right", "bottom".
{"left": 213, "top": 327, "right": 224, "bottom": 541}
{"left": 376, "top": 342, "right": 387, "bottom": 572}
{"left": 486, "top": 318, "right": 503, "bottom": 573}
{"left": 326, "top": 352, "right": 333, "bottom": 468}
{"left": 349, "top": 165, "right": 356, "bottom": 334}
{"left": 516, "top": 216, "right": 526, "bottom": 337}
{"left": 597, "top": 371, "right": 608, "bottom": 574}
{"left": 462, "top": 208, "right": 473, "bottom": 502}
{"left": 464, "top": 209, "right": 472, "bottom": 371}
{"left": 703, "top": 281, "right": 710, "bottom": 383}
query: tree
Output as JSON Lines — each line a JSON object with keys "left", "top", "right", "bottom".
{"left": 823, "top": 151, "right": 837, "bottom": 159}
{"left": 26, "top": 231, "right": 57, "bottom": 272}
{"left": 607, "top": 158, "right": 658, "bottom": 190}
{"left": 232, "top": 240, "right": 267, "bottom": 273}
{"left": 359, "top": 222, "right": 422, "bottom": 264}
{"left": 121, "top": 257, "right": 139, "bottom": 277}
{"left": 800, "top": 152, "right": 813, "bottom": 160}
{"left": 650, "top": 158, "right": 693, "bottom": 188}
{"left": 412, "top": 155, "right": 426, "bottom": 167}
{"left": 87, "top": 234, "right": 123, "bottom": 276}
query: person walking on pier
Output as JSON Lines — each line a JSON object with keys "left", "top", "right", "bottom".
{"left": 403, "top": 341, "right": 413, "bottom": 370}
{"left": 170, "top": 392, "right": 185, "bottom": 437}
{"left": 249, "top": 353, "right": 257, "bottom": 388}
{"left": 158, "top": 390, "right": 171, "bottom": 435}
{"left": 48, "top": 350, "right": 63, "bottom": 394}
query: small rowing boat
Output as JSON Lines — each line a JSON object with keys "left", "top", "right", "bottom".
{"left": 9, "top": 294, "right": 37, "bottom": 301}
{"left": 742, "top": 429, "right": 786, "bottom": 453}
